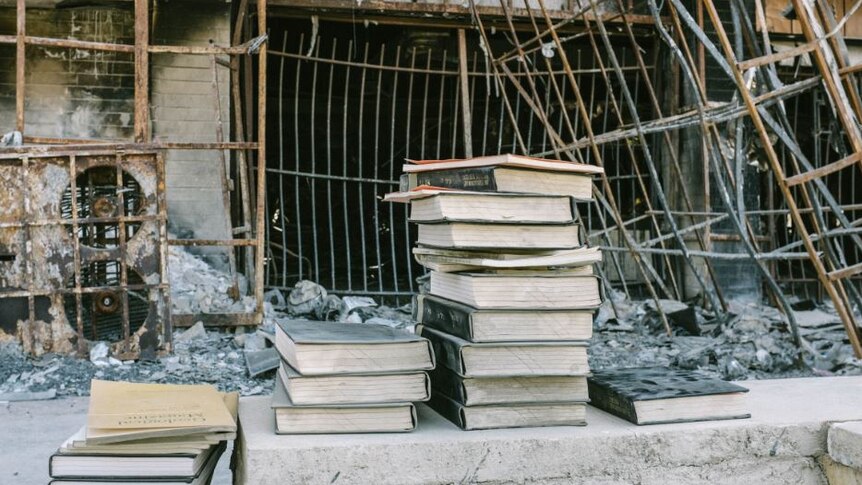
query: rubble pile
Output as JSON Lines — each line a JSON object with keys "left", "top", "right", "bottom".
{"left": 2, "top": 279, "right": 860, "bottom": 401}
{"left": 277, "top": 280, "right": 414, "bottom": 329}
{"left": 169, "top": 246, "right": 256, "bottom": 314}
{"left": 0, "top": 323, "right": 272, "bottom": 399}
{"left": 589, "top": 290, "right": 862, "bottom": 380}
{"left": 0, "top": 280, "right": 414, "bottom": 400}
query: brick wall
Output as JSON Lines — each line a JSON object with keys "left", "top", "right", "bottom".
{"left": 0, "top": 7, "right": 136, "bottom": 139}
{"left": 0, "top": 2, "right": 234, "bottom": 271}
{"left": 151, "top": 1, "right": 233, "bottom": 269}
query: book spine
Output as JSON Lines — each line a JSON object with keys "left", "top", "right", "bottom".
{"left": 411, "top": 167, "right": 500, "bottom": 192}
{"left": 429, "top": 367, "right": 468, "bottom": 404}
{"left": 587, "top": 380, "right": 639, "bottom": 424}
{"left": 427, "top": 391, "right": 468, "bottom": 430}
{"left": 418, "top": 326, "right": 467, "bottom": 376}
{"left": 418, "top": 297, "right": 474, "bottom": 341}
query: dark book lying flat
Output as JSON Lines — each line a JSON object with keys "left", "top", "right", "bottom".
{"left": 431, "top": 366, "right": 589, "bottom": 406}
{"left": 271, "top": 378, "right": 417, "bottom": 434}
{"left": 274, "top": 319, "right": 435, "bottom": 375}
{"left": 428, "top": 391, "right": 587, "bottom": 431}
{"left": 414, "top": 294, "right": 593, "bottom": 343}
{"left": 49, "top": 442, "right": 225, "bottom": 483}
{"left": 418, "top": 325, "right": 589, "bottom": 377}
{"left": 587, "top": 367, "right": 750, "bottom": 425}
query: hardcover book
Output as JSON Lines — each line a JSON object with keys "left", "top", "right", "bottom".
{"left": 430, "top": 366, "right": 589, "bottom": 405}
{"left": 48, "top": 441, "right": 225, "bottom": 484}
{"left": 85, "top": 381, "right": 237, "bottom": 445}
{"left": 401, "top": 165, "right": 595, "bottom": 200}
{"left": 412, "top": 246, "right": 602, "bottom": 273}
{"left": 587, "top": 367, "right": 750, "bottom": 425}
{"left": 417, "top": 222, "right": 581, "bottom": 250}
{"left": 428, "top": 392, "right": 587, "bottom": 430}
{"left": 271, "top": 378, "right": 417, "bottom": 434}
{"left": 274, "top": 319, "right": 435, "bottom": 375}
{"left": 429, "top": 271, "right": 601, "bottom": 309}
{"left": 277, "top": 361, "right": 431, "bottom": 405}
{"left": 418, "top": 325, "right": 589, "bottom": 377}
{"left": 414, "top": 294, "right": 593, "bottom": 342}
{"left": 49, "top": 441, "right": 224, "bottom": 480}
{"left": 402, "top": 153, "right": 604, "bottom": 175}
{"left": 408, "top": 192, "right": 576, "bottom": 224}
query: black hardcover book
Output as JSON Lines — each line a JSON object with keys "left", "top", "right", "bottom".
{"left": 587, "top": 367, "right": 750, "bottom": 425}
{"left": 415, "top": 294, "right": 474, "bottom": 341}
{"left": 418, "top": 325, "right": 589, "bottom": 377}
{"left": 404, "top": 164, "right": 593, "bottom": 200}
{"left": 413, "top": 166, "right": 500, "bottom": 191}
{"left": 430, "top": 366, "right": 589, "bottom": 406}
{"left": 415, "top": 294, "right": 594, "bottom": 343}
{"left": 427, "top": 390, "right": 587, "bottom": 431}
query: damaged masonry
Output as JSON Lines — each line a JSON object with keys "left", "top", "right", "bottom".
{"left": 4, "top": 1, "right": 862, "bottom": 484}
{"left": 1, "top": 0, "right": 862, "bottom": 438}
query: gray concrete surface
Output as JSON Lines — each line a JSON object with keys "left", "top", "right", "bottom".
{"left": 829, "top": 420, "right": 862, "bottom": 469}
{"left": 236, "top": 376, "right": 862, "bottom": 485}
{"left": 0, "top": 397, "right": 232, "bottom": 484}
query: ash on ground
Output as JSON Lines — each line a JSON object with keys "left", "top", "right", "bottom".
{"left": 169, "top": 246, "right": 257, "bottom": 314}
{"left": 3, "top": 280, "right": 861, "bottom": 400}
{"left": 590, "top": 290, "right": 862, "bottom": 380}
{"left": 0, "top": 280, "right": 413, "bottom": 399}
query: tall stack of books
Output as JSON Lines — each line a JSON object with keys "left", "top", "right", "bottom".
{"left": 49, "top": 380, "right": 237, "bottom": 485}
{"left": 270, "top": 319, "right": 436, "bottom": 433}
{"left": 386, "top": 154, "right": 604, "bottom": 430}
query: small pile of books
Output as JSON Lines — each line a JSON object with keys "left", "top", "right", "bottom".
{"left": 49, "top": 380, "right": 237, "bottom": 485}
{"left": 386, "top": 154, "right": 604, "bottom": 430}
{"left": 270, "top": 319, "right": 436, "bottom": 433}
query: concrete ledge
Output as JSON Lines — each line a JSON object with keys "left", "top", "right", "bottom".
{"left": 236, "top": 376, "right": 862, "bottom": 485}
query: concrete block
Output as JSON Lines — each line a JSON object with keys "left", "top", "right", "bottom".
{"left": 821, "top": 455, "right": 862, "bottom": 485}
{"left": 236, "top": 376, "right": 862, "bottom": 485}
{"left": 829, "top": 421, "right": 862, "bottom": 470}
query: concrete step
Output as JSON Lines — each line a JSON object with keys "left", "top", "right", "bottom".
{"left": 235, "top": 376, "right": 862, "bottom": 485}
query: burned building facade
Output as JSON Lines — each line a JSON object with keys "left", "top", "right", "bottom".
{"left": 1, "top": 0, "right": 861, "bottom": 358}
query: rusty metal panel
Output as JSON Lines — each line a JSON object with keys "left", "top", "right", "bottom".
{"left": 0, "top": 148, "right": 170, "bottom": 359}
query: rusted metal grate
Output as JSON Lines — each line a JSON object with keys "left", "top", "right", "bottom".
{"left": 0, "top": 149, "right": 170, "bottom": 359}
{"left": 264, "top": 19, "right": 659, "bottom": 303}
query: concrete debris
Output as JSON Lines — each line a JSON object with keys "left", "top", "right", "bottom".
{"left": 174, "top": 321, "right": 207, "bottom": 343}
{"left": 237, "top": 332, "right": 267, "bottom": 352}
{"left": 264, "top": 289, "right": 287, "bottom": 310}
{"left": 287, "top": 280, "right": 328, "bottom": 316}
{"left": 590, "top": 297, "right": 862, "bottom": 381}
{"left": 244, "top": 348, "right": 281, "bottom": 377}
{"left": 0, "top": 389, "right": 56, "bottom": 402}
{"left": 341, "top": 296, "right": 377, "bottom": 313}
{"left": 1, "top": 130, "right": 22, "bottom": 147}
{"left": 169, "top": 246, "right": 256, "bottom": 315}
{"left": 316, "top": 294, "right": 343, "bottom": 321}
{"left": 88, "top": 342, "right": 110, "bottom": 367}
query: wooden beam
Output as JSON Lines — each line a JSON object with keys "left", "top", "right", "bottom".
{"left": 15, "top": 0, "right": 25, "bottom": 133}
{"left": 457, "top": 29, "right": 472, "bottom": 158}
{"left": 255, "top": 0, "right": 268, "bottom": 322}
{"left": 133, "top": 0, "right": 150, "bottom": 143}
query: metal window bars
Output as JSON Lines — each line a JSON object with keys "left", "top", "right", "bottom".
{"left": 0, "top": 0, "right": 270, "bottom": 356}
{"left": 265, "top": 0, "right": 862, "bottom": 357}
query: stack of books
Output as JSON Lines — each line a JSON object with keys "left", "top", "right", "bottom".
{"left": 270, "top": 319, "right": 436, "bottom": 433}
{"left": 386, "top": 154, "right": 604, "bottom": 430}
{"left": 49, "top": 380, "right": 237, "bottom": 485}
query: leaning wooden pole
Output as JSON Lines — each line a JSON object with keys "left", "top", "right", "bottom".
{"left": 15, "top": 0, "right": 25, "bottom": 133}
{"left": 255, "top": 0, "right": 268, "bottom": 322}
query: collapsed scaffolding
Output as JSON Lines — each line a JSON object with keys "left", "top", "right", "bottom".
{"left": 447, "top": 0, "right": 862, "bottom": 357}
